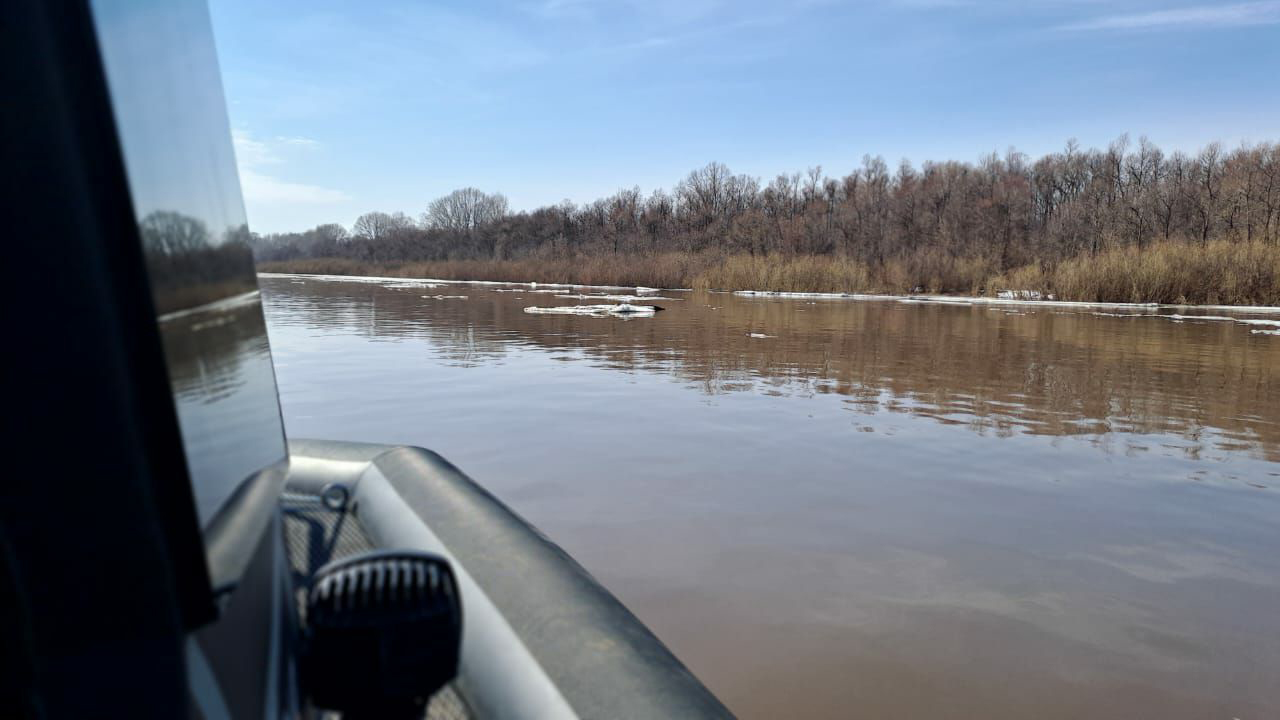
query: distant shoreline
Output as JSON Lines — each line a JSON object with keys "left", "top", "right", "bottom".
{"left": 257, "top": 251, "right": 1280, "bottom": 311}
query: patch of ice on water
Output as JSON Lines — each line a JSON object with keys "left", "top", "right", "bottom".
{"left": 1251, "top": 328, "right": 1280, "bottom": 336}
{"left": 735, "top": 290, "right": 901, "bottom": 301}
{"left": 422, "top": 295, "right": 468, "bottom": 300}
{"left": 746, "top": 332, "right": 774, "bottom": 339}
{"left": 563, "top": 293, "right": 677, "bottom": 301}
{"left": 1167, "top": 314, "right": 1280, "bottom": 326}
{"left": 524, "top": 302, "right": 657, "bottom": 317}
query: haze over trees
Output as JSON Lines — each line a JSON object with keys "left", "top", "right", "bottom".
{"left": 251, "top": 138, "right": 1280, "bottom": 304}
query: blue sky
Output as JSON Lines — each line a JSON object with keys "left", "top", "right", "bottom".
{"left": 208, "top": 0, "right": 1280, "bottom": 233}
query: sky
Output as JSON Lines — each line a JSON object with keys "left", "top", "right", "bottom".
{"left": 207, "top": 0, "right": 1280, "bottom": 234}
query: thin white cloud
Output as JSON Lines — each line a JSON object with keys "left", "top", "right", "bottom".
{"left": 1059, "top": 1, "right": 1280, "bottom": 31}
{"left": 231, "top": 128, "right": 279, "bottom": 166}
{"left": 238, "top": 169, "right": 350, "bottom": 205}
{"left": 231, "top": 129, "right": 349, "bottom": 207}
{"left": 275, "top": 135, "right": 322, "bottom": 148}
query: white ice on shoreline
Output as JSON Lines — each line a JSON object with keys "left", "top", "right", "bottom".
{"left": 257, "top": 273, "right": 1276, "bottom": 315}
{"left": 733, "top": 289, "right": 1280, "bottom": 314}
{"left": 997, "top": 289, "right": 1054, "bottom": 300}
{"left": 523, "top": 302, "right": 657, "bottom": 317}
{"left": 258, "top": 272, "right": 691, "bottom": 293}
{"left": 386, "top": 281, "right": 446, "bottom": 289}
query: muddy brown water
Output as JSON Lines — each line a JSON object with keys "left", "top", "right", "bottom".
{"left": 258, "top": 274, "right": 1279, "bottom": 719}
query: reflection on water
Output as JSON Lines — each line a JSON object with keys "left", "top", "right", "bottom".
{"left": 161, "top": 294, "right": 286, "bottom": 526}
{"left": 261, "top": 274, "right": 1279, "bottom": 719}
{"left": 90, "top": 0, "right": 287, "bottom": 527}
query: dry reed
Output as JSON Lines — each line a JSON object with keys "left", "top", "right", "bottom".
{"left": 258, "top": 239, "right": 1280, "bottom": 305}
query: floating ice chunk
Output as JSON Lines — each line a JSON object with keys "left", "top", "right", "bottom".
{"left": 564, "top": 293, "right": 677, "bottom": 301}
{"left": 422, "top": 295, "right": 467, "bottom": 300}
{"left": 746, "top": 332, "right": 774, "bottom": 339}
{"left": 1168, "top": 314, "right": 1280, "bottom": 327}
{"left": 523, "top": 302, "right": 658, "bottom": 317}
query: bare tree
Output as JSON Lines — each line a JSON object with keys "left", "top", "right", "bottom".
{"left": 257, "top": 137, "right": 1279, "bottom": 277}
{"left": 351, "top": 211, "right": 397, "bottom": 241}
{"left": 423, "top": 188, "right": 509, "bottom": 232}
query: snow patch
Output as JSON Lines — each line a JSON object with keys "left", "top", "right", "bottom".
{"left": 997, "top": 289, "right": 1055, "bottom": 300}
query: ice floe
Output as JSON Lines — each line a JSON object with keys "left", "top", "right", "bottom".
{"left": 746, "top": 332, "right": 774, "bottom": 339}
{"left": 1166, "top": 314, "right": 1280, "bottom": 326}
{"left": 523, "top": 302, "right": 658, "bottom": 317}
{"left": 562, "top": 293, "right": 678, "bottom": 301}
{"left": 735, "top": 290, "right": 901, "bottom": 301}
{"left": 1087, "top": 311, "right": 1280, "bottom": 334}
{"left": 422, "top": 295, "right": 468, "bottom": 300}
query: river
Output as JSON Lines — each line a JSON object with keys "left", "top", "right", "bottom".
{"left": 258, "top": 273, "right": 1279, "bottom": 719}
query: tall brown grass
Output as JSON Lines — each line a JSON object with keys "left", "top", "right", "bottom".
{"left": 258, "top": 239, "right": 1280, "bottom": 305}
{"left": 1046, "top": 239, "right": 1280, "bottom": 305}
{"left": 258, "top": 254, "right": 712, "bottom": 289}
{"left": 692, "top": 255, "right": 875, "bottom": 293}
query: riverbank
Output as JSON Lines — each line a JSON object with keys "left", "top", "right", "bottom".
{"left": 257, "top": 239, "right": 1280, "bottom": 306}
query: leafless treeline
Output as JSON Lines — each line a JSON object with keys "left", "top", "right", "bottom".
{"left": 251, "top": 138, "right": 1279, "bottom": 274}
